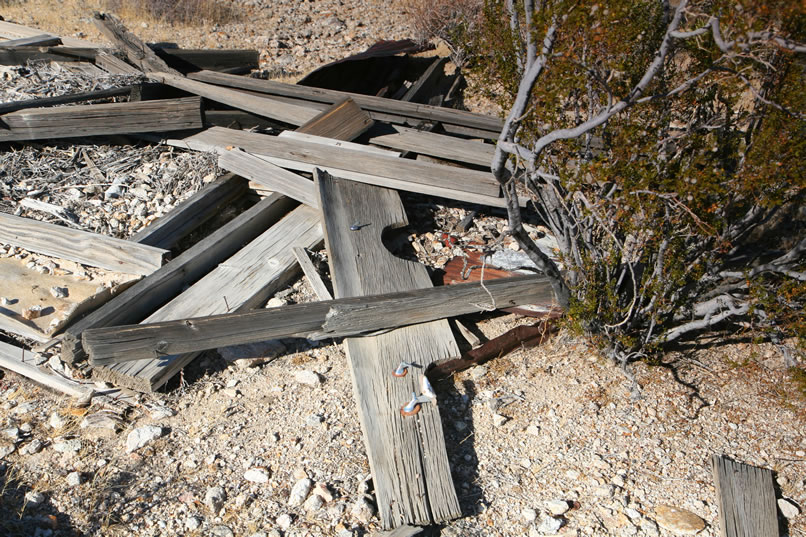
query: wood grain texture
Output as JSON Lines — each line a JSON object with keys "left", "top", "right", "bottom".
{"left": 130, "top": 173, "right": 248, "bottom": 249}
{"left": 317, "top": 170, "right": 461, "bottom": 528}
{"left": 278, "top": 131, "right": 401, "bottom": 157}
{"left": 296, "top": 98, "right": 374, "bottom": 141}
{"left": 92, "top": 12, "right": 177, "bottom": 74}
{"left": 0, "top": 213, "right": 167, "bottom": 275}
{"left": 93, "top": 205, "right": 323, "bottom": 391}
{"left": 94, "top": 51, "right": 142, "bottom": 74}
{"left": 173, "top": 127, "right": 500, "bottom": 197}
{"left": 369, "top": 126, "right": 495, "bottom": 168}
{"left": 218, "top": 149, "right": 318, "bottom": 208}
{"left": 187, "top": 70, "right": 503, "bottom": 135}
{"left": 712, "top": 455, "right": 779, "bottom": 537}
{"left": 83, "top": 275, "right": 553, "bottom": 365}
{"left": 402, "top": 57, "right": 449, "bottom": 104}
{"left": 154, "top": 71, "right": 319, "bottom": 126}
{"left": 61, "top": 193, "right": 295, "bottom": 363}
{"left": 0, "top": 97, "right": 202, "bottom": 141}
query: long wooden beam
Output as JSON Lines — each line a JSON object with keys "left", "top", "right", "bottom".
{"left": 0, "top": 85, "right": 135, "bottom": 115}
{"left": 0, "top": 96, "right": 202, "bottom": 141}
{"left": 0, "top": 213, "right": 168, "bottom": 276}
{"left": 173, "top": 126, "right": 502, "bottom": 199}
{"left": 0, "top": 34, "right": 61, "bottom": 48}
{"left": 0, "top": 340, "right": 93, "bottom": 398}
{"left": 187, "top": 70, "right": 504, "bottom": 137}
{"left": 83, "top": 275, "right": 553, "bottom": 365}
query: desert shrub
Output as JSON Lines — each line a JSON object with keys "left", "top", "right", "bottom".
{"left": 403, "top": 0, "right": 483, "bottom": 65}
{"left": 463, "top": 0, "right": 806, "bottom": 381}
{"left": 104, "top": 0, "right": 238, "bottom": 26}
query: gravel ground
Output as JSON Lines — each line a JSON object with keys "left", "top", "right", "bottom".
{"left": 1, "top": 3, "right": 805, "bottom": 537}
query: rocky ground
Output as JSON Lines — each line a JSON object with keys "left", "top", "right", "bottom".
{"left": 1, "top": 2, "right": 805, "bottom": 537}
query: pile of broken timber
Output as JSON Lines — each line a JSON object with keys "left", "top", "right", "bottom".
{"left": 0, "top": 15, "right": 559, "bottom": 530}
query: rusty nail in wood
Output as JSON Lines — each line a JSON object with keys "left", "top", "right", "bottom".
{"left": 400, "top": 392, "right": 421, "bottom": 416}
{"left": 392, "top": 362, "right": 412, "bottom": 377}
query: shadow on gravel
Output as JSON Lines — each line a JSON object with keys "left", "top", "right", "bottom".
{"left": 434, "top": 378, "right": 487, "bottom": 523}
{"left": 0, "top": 461, "right": 76, "bottom": 537}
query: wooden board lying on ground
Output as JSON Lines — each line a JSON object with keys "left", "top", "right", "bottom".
{"left": 61, "top": 192, "right": 295, "bottom": 363}
{"left": 187, "top": 69, "right": 504, "bottom": 137}
{"left": 172, "top": 127, "right": 506, "bottom": 206}
{"left": 0, "top": 340, "right": 93, "bottom": 398}
{"left": 712, "top": 455, "right": 779, "bottom": 537}
{"left": 92, "top": 12, "right": 177, "bottom": 74}
{"left": 83, "top": 275, "right": 553, "bottom": 364}
{"left": 0, "top": 96, "right": 202, "bottom": 141}
{"left": 0, "top": 34, "right": 61, "bottom": 48}
{"left": 93, "top": 205, "right": 323, "bottom": 392}
{"left": 130, "top": 173, "right": 248, "bottom": 249}
{"left": 369, "top": 125, "right": 496, "bottom": 167}
{"left": 317, "top": 171, "right": 461, "bottom": 528}
{"left": 219, "top": 150, "right": 319, "bottom": 208}
{"left": 292, "top": 247, "right": 332, "bottom": 301}
{"left": 0, "top": 85, "right": 136, "bottom": 115}
{"left": 0, "top": 213, "right": 167, "bottom": 276}
{"left": 153, "top": 72, "right": 319, "bottom": 126}
{"left": 295, "top": 98, "right": 374, "bottom": 141}
{"left": 156, "top": 48, "right": 259, "bottom": 74}
{"left": 0, "top": 20, "right": 102, "bottom": 48}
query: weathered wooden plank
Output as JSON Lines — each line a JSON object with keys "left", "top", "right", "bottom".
{"left": 0, "top": 340, "right": 93, "bottom": 398}
{"left": 0, "top": 96, "right": 202, "bottom": 141}
{"left": 0, "top": 20, "right": 102, "bottom": 48}
{"left": 92, "top": 12, "right": 177, "bottom": 74}
{"left": 0, "top": 307, "right": 50, "bottom": 343}
{"left": 93, "top": 205, "right": 323, "bottom": 392}
{"left": 0, "top": 47, "right": 95, "bottom": 65}
{"left": 278, "top": 131, "right": 402, "bottom": 158}
{"left": 94, "top": 50, "right": 142, "bottom": 74}
{"left": 296, "top": 98, "right": 374, "bottom": 141}
{"left": 83, "top": 275, "right": 553, "bottom": 365}
{"left": 0, "top": 34, "right": 61, "bottom": 48}
{"left": 154, "top": 71, "right": 318, "bottom": 126}
{"left": 712, "top": 455, "right": 779, "bottom": 537}
{"left": 172, "top": 127, "right": 500, "bottom": 197}
{"left": 0, "top": 86, "right": 136, "bottom": 115}
{"left": 292, "top": 247, "right": 332, "bottom": 301}
{"left": 0, "top": 213, "right": 167, "bottom": 276}
{"left": 130, "top": 173, "right": 248, "bottom": 249}
{"left": 369, "top": 125, "right": 495, "bottom": 167}
{"left": 187, "top": 70, "right": 504, "bottom": 136}
{"left": 218, "top": 149, "right": 318, "bottom": 208}
{"left": 61, "top": 193, "right": 295, "bottom": 363}
{"left": 317, "top": 170, "right": 461, "bottom": 528}
{"left": 202, "top": 109, "right": 285, "bottom": 130}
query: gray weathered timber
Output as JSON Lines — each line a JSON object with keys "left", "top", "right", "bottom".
{"left": 172, "top": 127, "right": 500, "bottom": 197}
{"left": 83, "top": 275, "right": 553, "bottom": 365}
{"left": 93, "top": 205, "right": 323, "bottom": 392}
{"left": 60, "top": 193, "right": 295, "bottom": 363}
{"left": 0, "top": 20, "right": 103, "bottom": 48}
{"left": 712, "top": 455, "right": 779, "bottom": 537}
{"left": 130, "top": 173, "right": 248, "bottom": 249}
{"left": 0, "top": 307, "right": 50, "bottom": 343}
{"left": 218, "top": 150, "right": 318, "bottom": 208}
{"left": 153, "top": 71, "right": 319, "bottom": 126}
{"left": 369, "top": 126, "right": 496, "bottom": 167}
{"left": 0, "top": 213, "right": 167, "bottom": 276}
{"left": 94, "top": 51, "right": 142, "bottom": 74}
{"left": 0, "top": 97, "right": 202, "bottom": 141}
{"left": 0, "top": 86, "right": 136, "bottom": 115}
{"left": 317, "top": 170, "right": 461, "bottom": 528}
{"left": 295, "top": 98, "right": 374, "bottom": 141}
{"left": 0, "top": 340, "right": 93, "bottom": 398}
{"left": 187, "top": 70, "right": 504, "bottom": 136}
{"left": 292, "top": 247, "right": 332, "bottom": 300}
{"left": 278, "top": 131, "right": 402, "bottom": 157}
{"left": 92, "top": 12, "right": 178, "bottom": 74}
{"left": 0, "top": 34, "right": 61, "bottom": 48}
